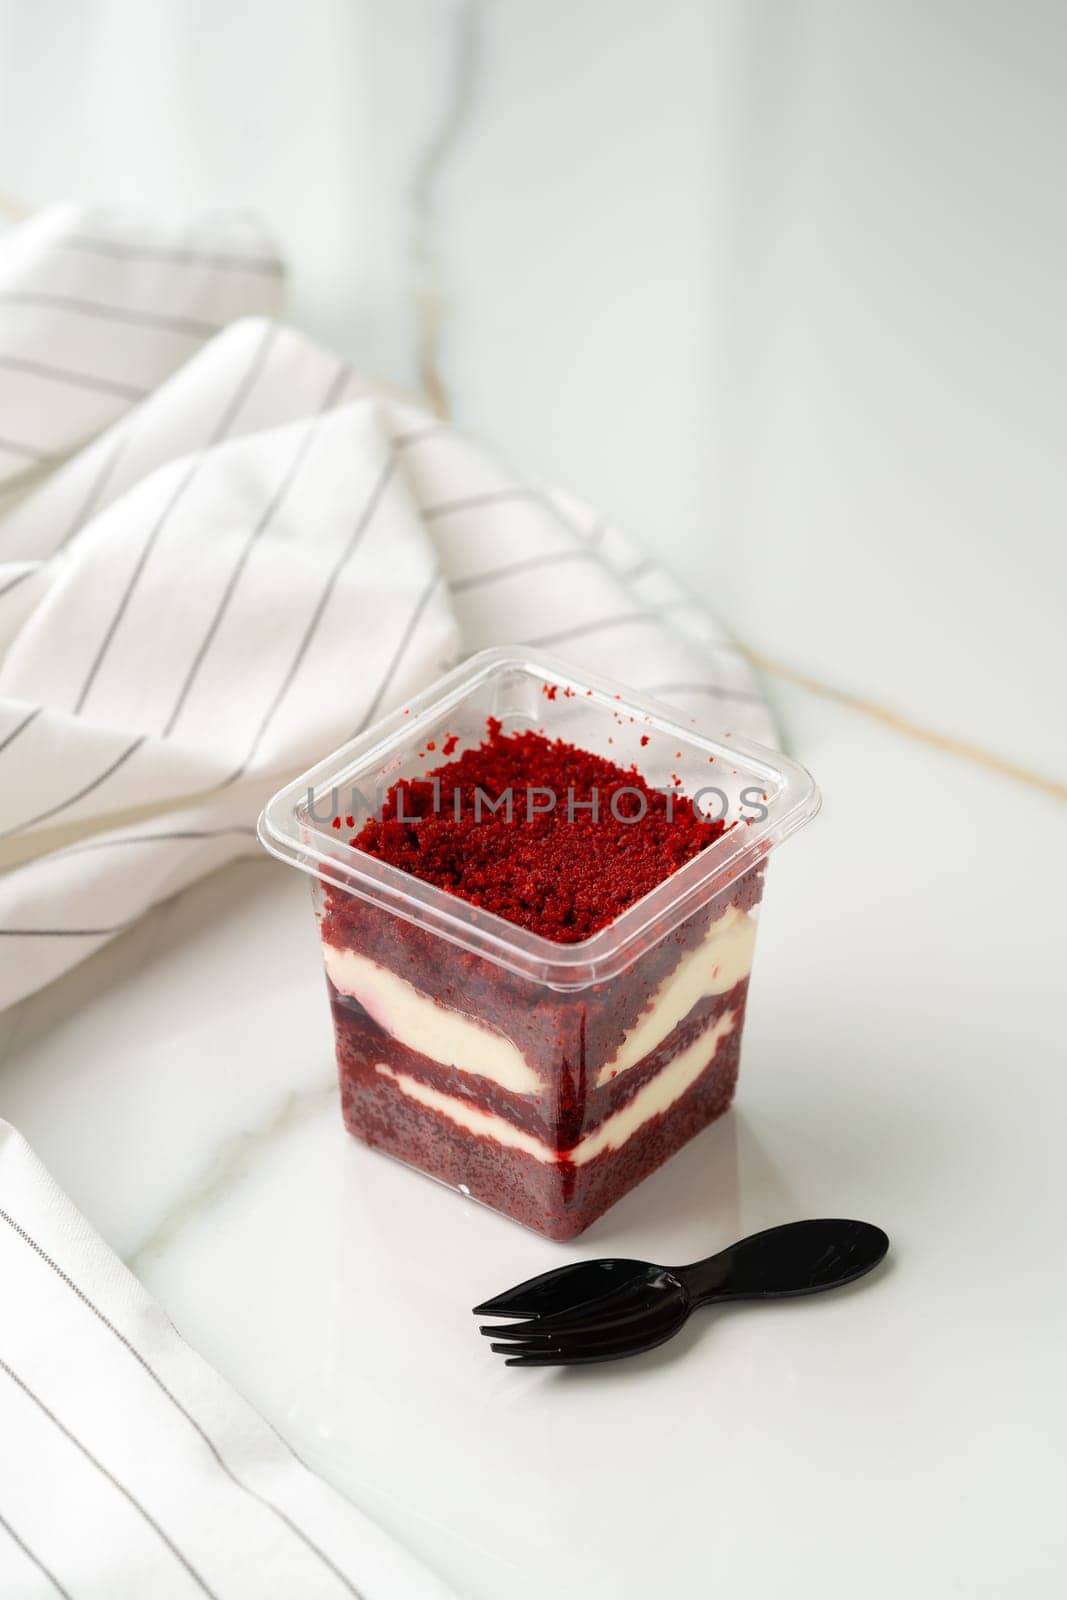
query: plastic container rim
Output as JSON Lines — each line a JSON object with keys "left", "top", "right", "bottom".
{"left": 257, "top": 646, "right": 821, "bottom": 989}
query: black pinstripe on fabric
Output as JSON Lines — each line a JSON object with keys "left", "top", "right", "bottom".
{"left": 0, "top": 1355, "right": 218, "bottom": 1597}
{"left": 0, "top": 705, "right": 41, "bottom": 754}
{"left": 221, "top": 452, "right": 398, "bottom": 787}
{"left": 449, "top": 546, "right": 596, "bottom": 593}
{"left": 0, "top": 1510, "right": 72, "bottom": 1599}
{"left": 0, "top": 428, "right": 134, "bottom": 605}
{"left": 57, "top": 234, "right": 285, "bottom": 277}
{"left": 73, "top": 321, "right": 278, "bottom": 716}
{"left": 420, "top": 483, "right": 608, "bottom": 562}
{"left": 0, "top": 415, "right": 446, "bottom": 619}
{"left": 162, "top": 359, "right": 350, "bottom": 739}
{"left": 0, "top": 292, "right": 222, "bottom": 339}
{"left": 50, "top": 824, "right": 256, "bottom": 862}
{"left": 421, "top": 486, "right": 541, "bottom": 521}
{"left": 0, "top": 1209, "right": 364, "bottom": 1599}
{"left": 0, "top": 735, "right": 144, "bottom": 842}
{"left": 0, "top": 355, "right": 148, "bottom": 401}
{"left": 524, "top": 611, "right": 656, "bottom": 648}
{"left": 347, "top": 571, "right": 443, "bottom": 741}
{"left": 54, "top": 425, "right": 136, "bottom": 555}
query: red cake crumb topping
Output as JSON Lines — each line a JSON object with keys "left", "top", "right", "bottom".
{"left": 349, "top": 717, "right": 724, "bottom": 942}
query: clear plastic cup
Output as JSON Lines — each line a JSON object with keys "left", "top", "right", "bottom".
{"left": 258, "top": 648, "right": 819, "bottom": 1239}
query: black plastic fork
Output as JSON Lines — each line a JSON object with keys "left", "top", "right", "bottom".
{"left": 475, "top": 1219, "right": 889, "bottom": 1367}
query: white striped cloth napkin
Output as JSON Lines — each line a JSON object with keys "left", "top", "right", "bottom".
{"left": 0, "top": 1119, "right": 458, "bottom": 1600}
{"left": 0, "top": 203, "right": 774, "bottom": 1598}
{"left": 0, "top": 203, "right": 773, "bottom": 1012}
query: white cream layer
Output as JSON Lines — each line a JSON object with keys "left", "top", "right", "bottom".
{"left": 595, "top": 906, "right": 755, "bottom": 1085}
{"left": 324, "top": 906, "right": 753, "bottom": 1097}
{"left": 374, "top": 1008, "right": 736, "bottom": 1167}
{"left": 323, "top": 943, "right": 540, "bottom": 1095}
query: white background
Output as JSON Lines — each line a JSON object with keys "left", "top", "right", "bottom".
{"left": 2, "top": 0, "right": 1063, "bottom": 778}
{"left": 0, "top": 4, "right": 1064, "bottom": 1598}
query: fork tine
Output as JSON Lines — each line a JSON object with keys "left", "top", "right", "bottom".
{"left": 486, "top": 1313, "right": 656, "bottom": 1352}
{"left": 487, "top": 1300, "right": 687, "bottom": 1364}
{"left": 489, "top": 1340, "right": 561, "bottom": 1356}
{"left": 498, "top": 1326, "right": 675, "bottom": 1367}
{"left": 472, "top": 1259, "right": 647, "bottom": 1320}
{"left": 503, "top": 1353, "right": 571, "bottom": 1367}
{"left": 478, "top": 1276, "right": 664, "bottom": 1343}
{"left": 504, "top": 1352, "right": 631, "bottom": 1368}
{"left": 480, "top": 1305, "right": 646, "bottom": 1343}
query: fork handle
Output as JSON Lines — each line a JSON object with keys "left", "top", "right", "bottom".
{"left": 681, "top": 1219, "right": 889, "bottom": 1307}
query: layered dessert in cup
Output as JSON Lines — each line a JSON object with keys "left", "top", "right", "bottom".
{"left": 259, "top": 649, "right": 819, "bottom": 1240}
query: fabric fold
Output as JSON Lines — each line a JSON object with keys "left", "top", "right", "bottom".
{"left": 0, "top": 202, "right": 773, "bottom": 1010}
{"left": 0, "top": 1118, "right": 458, "bottom": 1599}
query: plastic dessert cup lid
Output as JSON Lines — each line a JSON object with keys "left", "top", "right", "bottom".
{"left": 257, "top": 647, "right": 821, "bottom": 990}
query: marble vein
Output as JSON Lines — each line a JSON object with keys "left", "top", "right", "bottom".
{"left": 124, "top": 1077, "right": 339, "bottom": 1273}
{"left": 408, "top": 0, "right": 483, "bottom": 418}
{"left": 745, "top": 645, "right": 1067, "bottom": 800}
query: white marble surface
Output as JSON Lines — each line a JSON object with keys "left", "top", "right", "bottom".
{"left": 1, "top": 675, "right": 1063, "bottom": 1598}
{"left": 1, "top": 2, "right": 1065, "bottom": 1596}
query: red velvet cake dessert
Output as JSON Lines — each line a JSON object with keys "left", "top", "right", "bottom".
{"left": 259, "top": 649, "right": 819, "bottom": 1242}
{"left": 318, "top": 719, "right": 764, "bottom": 1239}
